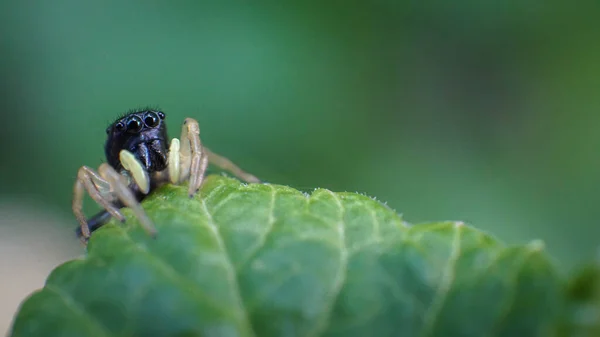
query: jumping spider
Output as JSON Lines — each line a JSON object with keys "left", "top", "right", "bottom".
{"left": 72, "top": 109, "right": 260, "bottom": 242}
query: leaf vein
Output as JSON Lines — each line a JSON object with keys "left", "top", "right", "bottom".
{"left": 235, "top": 184, "right": 278, "bottom": 272}
{"left": 116, "top": 227, "right": 234, "bottom": 316}
{"left": 200, "top": 199, "right": 257, "bottom": 337}
{"left": 368, "top": 206, "right": 382, "bottom": 242}
{"left": 306, "top": 190, "right": 349, "bottom": 337}
{"left": 202, "top": 182, "right": 229, "bottom": 203}
{"left": 45, "top": 284, "right": 113, "bottom": 337}
{"left": 487, "top": 249, "right": 537, "bottom": 337}
{"left": 419, "top": 222, "right": 464, "bottom": 337}
{"left": 208, "top": 184, "right": 244, "bottom": 214}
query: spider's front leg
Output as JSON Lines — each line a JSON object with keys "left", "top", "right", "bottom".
{"left": 168, "top": 118, "right": 209, "bottom": 197}
{"left": 168, "top": 118, "right": 260, "bottom": 198}
{"left": 73, "top": 166, "right": 126, "bottom": 239}
{"left": 72, "top": 152, "right": 157, "bottom": 241}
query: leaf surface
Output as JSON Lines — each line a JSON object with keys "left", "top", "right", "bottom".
{"left": 10, "top": 176, "right": 564, "bottom": 337}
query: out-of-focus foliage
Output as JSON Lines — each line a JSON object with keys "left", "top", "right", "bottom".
{"left": 560, "top": 262, "right": 600, "bottom": 335}
{"left": 0, "top": 1, "right": 599, "bottom": 271}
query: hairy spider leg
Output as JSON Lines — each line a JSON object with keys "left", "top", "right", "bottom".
{"left": 73, "top": 158, "right": 157, "bottom": 241}
{"left": 181, "top": 118, "right": 207, "bottom": 197}
{"left": 74, "top": 151, "right": 152, "bottom": 240}
{"left": 164, "top": 118, "right": 207, "bottom": 197}
{"left": 204, "top": 148, "right": 260, "bottom": 183}
{"left": 75, "top": 210, "right": 112, "bottom": 238}
{"left": 73, "top": 166, "right": 127, "bottom": 239}
{"left": 97, "top": 163, "right": 157, "bottom": 237}
{"left": 168, "top": 118, "right": 260, "bottom": 192}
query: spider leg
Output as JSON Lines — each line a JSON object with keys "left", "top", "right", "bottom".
{"left": 72, "top": 166, "right": 126, "bottom": 240}
{"left": 169, "top": 117, "right": 260, "bottom": 198}
{"left": 204, "top": 147, "right": 260, "bottom": 183}
{"left": 75, "top": 210, "right": 113, "bottom": 238}
{"left": 98, "top": 163, "right": 157, "bottom": 237}
{"left": 179, "top": 118, "right": 209, "bottom": 197}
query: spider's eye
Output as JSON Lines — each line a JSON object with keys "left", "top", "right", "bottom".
{"left": 126, "top": 116, "right": 143, "bottom": 133}
{"left": 114, "top": 122, "right": 125, "bottom": 132}
{"left": 157, "top": 111, "right": 165, "bottom": 120}
{"left": 144, "top": 112, "right": 159, "bottom": 127}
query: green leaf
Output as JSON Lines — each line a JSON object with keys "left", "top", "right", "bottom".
{"left": 10, "top": 175, "right": 565, "bottom": 337}
{"left": 560, "top": 262, "right": 600, "bottom": 336}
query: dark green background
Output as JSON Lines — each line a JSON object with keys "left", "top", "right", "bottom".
{"left": 1, "top": 1, "right": 599, "bottom": 271}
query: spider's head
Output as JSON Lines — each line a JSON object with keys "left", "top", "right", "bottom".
{"left": 105, "top": 109, "right": 169, "bottom": 173}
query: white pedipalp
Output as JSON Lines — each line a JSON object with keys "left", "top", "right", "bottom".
{"left": 168, "top": 138, "right": 181, "bottom": 184}
{"left": 119, "top": 150, "right": 150, "bottom": 194}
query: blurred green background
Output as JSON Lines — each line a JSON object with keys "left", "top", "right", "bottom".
{"left": 1, "top": 1, "right": 599, "bottom": 272}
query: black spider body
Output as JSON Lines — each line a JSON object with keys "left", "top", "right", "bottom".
{"left": 105, "top": 110, "right": 169, "bottom": 173}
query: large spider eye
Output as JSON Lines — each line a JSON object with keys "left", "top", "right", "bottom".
{"left": 126, "top": 116, "right": 143, "bottom": 133}
{"left": 114, "top": 122, "right": 125, "bottom": 132}
{"left": 144, "top": 112, "right": 159, "bottom": 127}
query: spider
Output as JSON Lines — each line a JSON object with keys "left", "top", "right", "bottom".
{"left": 72, "top": 108, "right": 260, "bottom": 242}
